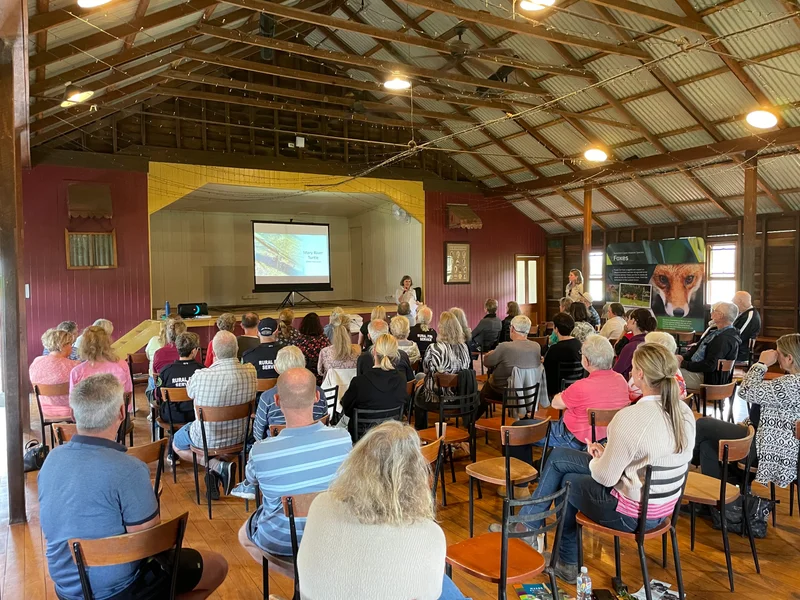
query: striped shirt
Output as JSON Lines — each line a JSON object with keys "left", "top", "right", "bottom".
{"left": 253, "top": 386, "right": 328, "bottom": 441}
{"left": 247, "top": 422, "right": 352, "bottom": 556}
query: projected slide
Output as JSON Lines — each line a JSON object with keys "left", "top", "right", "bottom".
{"left": 253, "top": 221, "right": 332, "bottom": 290}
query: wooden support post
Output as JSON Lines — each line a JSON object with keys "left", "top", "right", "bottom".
{"left": 742, "top": 150, "right": 758, "bottom": 293}
{"left": 582, "top": 184, "right": 593, "bottom": 279}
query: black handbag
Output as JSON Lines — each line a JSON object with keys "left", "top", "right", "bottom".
{"left": 23, "top": 440, "right": 49, "bottom": 472}
{"left": 710, "top": 494, "right": 775, "bottom": 538}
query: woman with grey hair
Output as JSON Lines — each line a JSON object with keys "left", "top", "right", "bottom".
{"left": 74, "top": 318, "right": 113, "bottom": 352}
{"left": 390, "top": 315, "right": 420, "bottom": 364}
{"left": 409, "top": 306, "right": 437, "bottom": 362}
{"left": 205, "top": 312, "right": 237, "bottom": 367}
{"left": 297, "top": 421, "right": 468, "bottom": 600}
{"left": 30, "top": 328, "right": 80, "bottom": 420}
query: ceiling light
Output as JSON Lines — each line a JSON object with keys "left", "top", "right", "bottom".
{"left": 77, "top": 0, "right": 112, "bottom": 7}
{"left": 746, "top": 109, "right": 778, "bottom": 129}
{"left": 584, "top": 147, "right": 608, "bottom": 162}
{"left": 60, "top": 85, "right": 94, "bottom": 108}
{"left": 384, "top": 75, "right": 411, "bottom": 90}
{"left": 519, "top": 0, "right": 555, "bottom": 11}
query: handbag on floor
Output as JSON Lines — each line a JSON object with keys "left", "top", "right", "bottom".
{"left": 23, "top": 439, "right": 49, "bottom": 472}
{"left": 710, "top": 494, "right": 775, "bottom": 538}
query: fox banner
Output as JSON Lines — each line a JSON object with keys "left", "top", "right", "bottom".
{"left": 605, "top": 238, "right": 706, "bottom": 332}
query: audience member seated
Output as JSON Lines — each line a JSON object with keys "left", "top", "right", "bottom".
{"left": 242, "top": 317, "right": 280, "bottom": 382}
{"left": 276, "top": 308, "right": 303, "bottom": 347}
{"left": 579, "top": 292, "right": 601, "bottom": 328}
{"left": 323, "top": 306, "right": 345, "bottom": 342}
{"left": 152, "top": 317, "right": 193, "bottom": 376}
{"left": 470, "top": 298, "right": 502, "bottom": 352}
{"left": 628, "top": 332, "right": 686, "bottom": 402}
{"left": 356, "top": 319, "right": 414, "bottom": 381}
{"left": 145, "top": 320, "right": 167, "bottom": 405}
{"left": 599, "top": 302, "right": 626, "bottom": 340}
{"left": 678, "top": 301, "right": 741, "bottom": 390}
{"left": 395, "top": 275, "right": 420, "bottom": 324}
{"left": 449, "top": 307, "right": 474, "bottom": 353}
{"left": 205, "top": 312, "right": 236, "bottom": 367}
{"left": 39, "top": 374, "right": 228, "bottom": 600}
{"left": 613, "top": 308, "right": 657, "bottom": 380}
{"left": 74, "top": 318, "right": 113, "bottom": 351}
{"left": 568, "top": 302, "right": 595, "bottom": 343}
{"left": 342, "top": 334, "right": 408, "bottom": 441}
{"left": 391, "top": 315, "right": 421, "bottom": 364}
{"left": 732, "top": 291, "right": 762, "bottom": 363}
{"left": 543, "top": 312, "right": 581, "bottom": 395}
{"left": 480, "top": 315, "right": 541, "bottom": 414}
{"left": 614, "top": 309, "right": 636, "bottom": 356}
{"left": 549, "top": 298, "right": 574, "bottom": 346}
{"left": 397, "top": 301, "right": 416, "bottom": 329}
{"left": 69, "top": 326, "right": 133, "bottom": 399}
{"left": 547, "top": 335, "right": 630, "bottom": 449}
{"left": 298, "top": 421, "right": 467, "bottom": 600}
{"left": 30, "top": 328, "right": 80, "bottom": 420}
{"left": 566, "top": 268, "right": 584, "bottom": 302}
{"left": 296, "top": 312, "right": 330, "bottom": 383}
{"left": 409, "top": 306, "right": 438, "bottom": 361}
{"left": 237, "top": 312, "right": 261, "bottom": 359}
{"left": 359, "top": 305, "right": 387, "bottom": 351}
{"left": 157, "top": 332, "right": 203, "bottom": 464}
{"left": 43, "top": 321, "right": 79, "bottom": 361}
{"left": 172, "top": 331, "right": 257, "bottom": 499}
{"left": 238, "top": 368, "right": 352, "bottom": 561}
{"left": 504, "top": 344, "right": 694, "bottom": 583}
{"left": 694, "top": 334, "right": 800, "bottom": 484}
{"left": 318, "top": 315, "right": 361, "bottom": 378}
{"left": 497, "top": 301, "right": 521, "bottom": 345}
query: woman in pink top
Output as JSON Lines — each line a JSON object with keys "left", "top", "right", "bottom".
{"left": 29, "top": 328, "right": 79, "bottom": 419}
{"left": 69, "top": 326, "right": 133, "bottom": 402}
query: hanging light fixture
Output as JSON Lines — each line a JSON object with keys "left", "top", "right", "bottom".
{"left": 384, "top": 74, "right": 411, "bottom": 90}
{"left": 746, "top": 108, "right": 778, "bottom": 129}
{"left": 519, "top": 0, "right": 555, "bottom": 11}
{"left": 77, "top": 0, "right": 112, "bottom": 7}
{"left": 60, "top": 84, "right": 94, "bottom": 108}
{"left": 584, "top": 147, "right": 608, "bottom": 162}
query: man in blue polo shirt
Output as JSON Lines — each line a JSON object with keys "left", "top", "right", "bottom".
{"left": 39, "top": 374, "right": 229, "bottom": 600}
{"left": 238, "top": 367, "right": 352, "bottom": 561}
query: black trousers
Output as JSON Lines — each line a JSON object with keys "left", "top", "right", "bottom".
{"left": 693, "top": 417, "right": 756, "bottom": 480}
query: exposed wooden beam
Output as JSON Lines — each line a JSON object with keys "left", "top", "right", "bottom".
{"left": 122, "top": 0, "right": 153, "bottom": 49}
{"left": 583, "top": 184, "right": 593, "bottom": 275}
{"left": 29, "top": 1, "right": 111, "bottom": 33}
{"left": 584, "top": 0, "right": 713, "bottom": 35}
{"left": 529, "top": 197, "right": 576, "bottom": 232}
{"left": 34, "top": 0, "right": 47, "bottom": 82}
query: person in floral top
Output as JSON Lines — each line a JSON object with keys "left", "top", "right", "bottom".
{"left": 297, "top": 313, "right": 330, "bottom": 384}
{"left": 276, "top": 308, "right": 303, "bottom": 347}
{"left": 318, "top": 315, "right": 361, "bottom": 378}
{"left": 30, "top": 328, "right": 80, "bottom": 419}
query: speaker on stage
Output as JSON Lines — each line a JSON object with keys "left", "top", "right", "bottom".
{"left": 177, "top": 303, "right": 209, "bottom": 318}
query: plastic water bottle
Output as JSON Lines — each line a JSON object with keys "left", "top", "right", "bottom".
{"left": 576, "top": 566, "right": 592, "bottom": 600}
{"left": 164, "top": 300, "right": 170, "bottom": 319}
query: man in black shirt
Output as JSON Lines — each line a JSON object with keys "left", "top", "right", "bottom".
{"left": 237, "top": 311, "right": 261, "bottom": 359}
{"left": 733, "top": 291, "right": 761, "bottom": 363}
{"left": 242, "top": 317, "right": 280, "bottom": 380}
{"left": 471, "top": 298, "right": 502, "bottom": 352}
{"left": 543, "top": 312, "right": 583, "bottom": 396}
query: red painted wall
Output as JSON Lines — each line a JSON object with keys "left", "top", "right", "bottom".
{"left": 424, "top": 191, "right": 548, "bottom": 327}
{"left": 22, "top": 165, "right": 151, "bottom": 366}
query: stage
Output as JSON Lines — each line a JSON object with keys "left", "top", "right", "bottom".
{"left": 165, "top": 299, "right": 380, "bottom": 326}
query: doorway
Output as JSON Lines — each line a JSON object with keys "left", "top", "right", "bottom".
{"left": 515, "top": 255, "right": 546, "bottom": 326}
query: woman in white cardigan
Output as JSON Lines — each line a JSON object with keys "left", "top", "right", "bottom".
{"left": 511, "top": 343, "right": 695, "bottom": 583}
{"left": 297, "top": 421, "right": 466, "bottom": 600}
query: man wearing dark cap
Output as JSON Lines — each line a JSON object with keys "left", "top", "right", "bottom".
{"left": 242, "top": 317, "right": 280, "bottom": 381}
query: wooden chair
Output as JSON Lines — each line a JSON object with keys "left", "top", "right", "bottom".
{"left": 257, "top": 378, "right": 278, "bottom": 393}
{"left": 526, "top": 335, "right": 549, "bottom": 348}
{"left": 157, "top": 387, "right": 193, "bottom": 483}
{"left": 126, "top": 352, "right": 149, "bottom": 414}
{"left": 420, "top": 436, "right": 445, "bottom": 506}
{"left": 675, "top": 331, "right": 695, "bottom": 353}
{"left": 321, "top": 385, "right": 339, "bottom": 424}
{"left": 446, "top": 481, "right": 570, "bottom": 600}
{"left": 191, "top": 401, "right": 253, "bottom": 519}
{"left": 54, "top": 423, "right": 78, "bottom": 445}
{"left": 466, "top": 421, "right": 550, "bottom": 538}
{"left": 475, "top": 383, "right": 540, "bottom": 443}
{"left": 693, "top": 382, "right": 736, "bottom": 421}
{"left": 116, "top": 392, "right": 135, "bottom": 447}
{"left": 714, "top": 358, "right": 736, "bottom": 386}
{"left": 684, "top": 425, "right": 759, "bottom": 591}
{"left": 32, "top": 382, "right": 73, "bottom": 448}
{"left": 278, "top": 492, "right": 323, "bottom": 600}
{"left": 417, "top": 391, "right": 481, "bottom": 484}
{"left": 352, "top": 405, "right": 405, "bottom": 443}
{"left": 127, "top": 438, "right": 168, "bottom": 499}
{"left": 587, "top": 407, "right": 624, "bottom": 443}
{"left": 69, "top": 512, "right": 189, "bottom": 600}
{"left": 557, "top": 361, "right": 586, "bottom": 392}
{"left": 577, "top": 465, "right": 689, "bottom": 600}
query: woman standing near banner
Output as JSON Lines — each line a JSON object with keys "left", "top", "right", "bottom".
{"left": 566, "top": 269, "right": 584, "bottom": 302}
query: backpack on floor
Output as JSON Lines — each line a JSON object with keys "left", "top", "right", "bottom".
{"left": 23, "top": 440, "right": 49, "bottom": 472}
{"left": 710, "top": 494, "right": 775, "bottom": 538}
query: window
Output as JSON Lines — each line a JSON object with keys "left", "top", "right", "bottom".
{"left": 515, "top": 256, "right": 539, "bottom": 305}
{"left": 66, "top": 230, "right": 117, "bottom": 269}
{"left": 706, "top": 243, "right": 736, "bottom": 305}
{"left": 588, "top": 251, "right": 604, "bottom": 301}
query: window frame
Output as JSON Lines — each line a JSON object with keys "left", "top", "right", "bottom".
{"left": 587, "top": 250, "right": 604, "bottom": 301}
{"left": 515, "top": 255, "right": 540, "bottom": 306}
{"left": 65, "top": 229, "right": 118, "bottom": 270}
{"left": 705, "top": 241, "right": 737, "bottom": 305}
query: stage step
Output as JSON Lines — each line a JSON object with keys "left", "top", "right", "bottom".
{"left": 112, "top": 320, "right": 161, "bottom": 359}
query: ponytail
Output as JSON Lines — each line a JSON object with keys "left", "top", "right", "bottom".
{"left": 373, "top": 334, "right": 399, "bottom": 372}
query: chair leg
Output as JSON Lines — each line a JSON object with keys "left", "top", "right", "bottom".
{"left": 206, "top": 463, "right": 213, "bottom": 520}
{"left": 449, "top": 445, "right": 456, "bottom": 484}
{"left": 770, "top": 483, "right": 777, "bottom": 527}
{"left": 790, "top": 481, "right": 795, "bottom": 517}
{"left": 440, "top": 456, "right": 447, "bottom": 507}
{"left": 661, "top": 534, "right": 667, "bottom": 568}
{"left": 690, "top": 503, "right": 696, "bottom": 551}
{"left": 720, "top": 511, "right": 734, "bottom": 591}
{"left": 40, "top": 421, "right": 47, "bottom": 447}
{"left": 262, "top": 557, "right": 269, "bottom": 600}
{"left": 614, "top": 536, "right": 621, "bottom": 581}
{"left": 49, "top": 424, "right": 55, "bottom": 449}
{"left": 576, "top": 523, "right": 584, "bottom": 568}
{"left": 468, "top": 476, "right": 474, "bottom": 538}
{"left": 192, "top": 454, "right": 200, "bottom": 505}
{"left": 638, "top": 541, "right": 652, "bottom": 600}
{"left": 670, "top": 527, "right": 685, "bottom": 600}
{"left": 445, "top": 563, "right": 452, "bottom": 578}
{"left": 742, "top": 497, "right": 761, "bottom": 574}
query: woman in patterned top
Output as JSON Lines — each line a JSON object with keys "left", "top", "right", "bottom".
{"left": 297, "top": 312, "right": 330, "bottom": 384}
{"left": 30, "top": 328, "right": 80, "bottom": 419}
{"left": 416, "top": 311, "right": 472, "bottom": 407}
{"left": 318, "top": 315, "right": 361, "bottom": 378}
{"left": 275, "top": 308, "right": 303, "bottom": 347}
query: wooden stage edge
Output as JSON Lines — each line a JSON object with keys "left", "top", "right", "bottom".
{"left": 165, "top": 300, "right": 380, "bottom": 327}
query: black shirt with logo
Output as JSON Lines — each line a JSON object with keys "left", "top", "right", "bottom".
{"left": 242, "top": 342, "right": 280, "bottom": 379}
{"left": 157, "top": 359, "right": 202, "bottom": 423}
{"left": 409, "top": 324, "right": 438, "bottom": 362}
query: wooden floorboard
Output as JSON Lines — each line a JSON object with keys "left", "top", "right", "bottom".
{"left": 3, "top": 388, "right": 800, "bottom": 599}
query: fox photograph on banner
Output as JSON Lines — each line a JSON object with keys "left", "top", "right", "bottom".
{"left": 605, "top": 238, "right": 706, "bottom": 332}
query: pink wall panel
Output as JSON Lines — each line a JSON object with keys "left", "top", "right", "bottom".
{"left": 22, "top": 165, "right": 151, "bottom": 366}
{"left": 424, "top": 191, "right": 547, "bottom": 328}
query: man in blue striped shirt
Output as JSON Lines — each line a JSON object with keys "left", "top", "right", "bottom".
{"left": 238, "top": 367, "right": 352, "bottom": 560}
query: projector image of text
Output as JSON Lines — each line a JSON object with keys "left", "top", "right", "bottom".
{"left": 252, "top": 222, "right": 332, "bottom": 290}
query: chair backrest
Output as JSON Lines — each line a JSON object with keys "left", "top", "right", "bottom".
{"left": 352, "top": 404, "right": 405, "bottom": 442}
{"left": 434, "top": 390, "right": 481, "bottom": 428}
{"left": 527, "top": 335, "right": 549, "bottom": 348}
{"left": 676, "top": 331, "right": 695, "bottom": 344}
{"left": 405, "top": 380, "right": 416, "bottom": 396}
{"left": 126, "top": 438, "right": 168, "bottom": 498}
{"left": 634, "top": 464, "right": 689, "bottom": 543}
{"left": 322, "top": 386, "right": 339, "bottom": 423}
{"left": 796, "top": 420, "right": 800, "bottom": 441}
{"left": 557, "top": 361, "right": 585, "bottom": 392}
{"left": 718, "top": 425, "right": 755, "bottom": 501}
{"left": 127, "top": 353, "right": 149, "bottom": 375}
{"left": 500, "top": 382, "right": 540, "bottom": 425}
{"left": 434, "top": 372, "right": 458, "bottom": 390}
{"left": 162, "top": 387, "right": 191, "bottom": 402}
{"left": 587, "top": 407, "right": 624, "bottom": 443}
{"left": 282, "top": 492, "right": 323, "bottom": 598}
{"left": 270, "top": 416, "right": 330, "bottom": 439}
{"left": 257, "top": 378, "right": 278, "bottom": 393}
{"left": 34, "top": 382, "right": 70, "bottom": 397}
{"left": 197, "top": 401, "right": 253, "bottom": 423}
{"left": 420, "top": 437, "right": 443, "bottom": 505}
{"left": 715, "top": 359, "right": 736, "bottom": 385}
{"left": 70, "top": 512, "right": 188, "bottom": 600}
{"left": 54, "top": 423, "right": 78, "bottom": 445}
{"left": 700, "top": 382, "right": 736, "bottom": 402}
{"left": 420, "top": 436, "right": 443, "bottom": 465}
{"left": 501, "top": 419, "right": 551, "bottom": 484}
{"left": 747, "top": 337, "right": 758, "bottom": 367}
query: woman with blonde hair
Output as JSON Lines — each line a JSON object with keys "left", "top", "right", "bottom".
{"left": 359, "top": 305, "right": 387, "bottom": 350}
{"left": 152, "top": 316, "right": 194, "bottom": 375}
{"left": 511, "top": 343, "right": 695, "bottom": 582}
{"left": 204, "top": 312, "right": 236, "bottom": 367}
{"left": 30, "top": 328, "right": 80, "bottom": 419}
{"left": 323, "top": 306, "right": 345, "bottom": 342}
{"left": 318, "top": 314, "right": 361, "bottom": 378}
{"left": 566, "top": 268, "right": 584, "bottom": 302}
{"left": 276, "top": 308, "right": 302, "bottom": 347}
{"left": 448, "top": 307, "right": 472, "bottom": 343}
{"left": 390, "top": 315, "right": 420, "bottom": 364}
{"left": 409, "top": 305, "right": 438, "bottom": 361}
{"left": 69, "top": 326, "right": 133, "bottom": 396}
{"left": 297, "top": 421, "right": 467, "bottom": 600}
{"left": 340, "top": 334, "right": 408, "bottom": 441}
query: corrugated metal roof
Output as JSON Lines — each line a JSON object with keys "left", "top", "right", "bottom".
{"left": 452, "top": 153, "right": 492, "bottom": 177}
{"left": 539, "top": 76, "right": 606, "bottom": 113}
{"left": 645, "top": 173, "right": 706, "bottom": 202}
{"left": 537, "top": 121, "right": 591, "bottom": 157}
{"left": 508, "top": 170, "right": 537, "bottom": 183}
{"left": 581, "top": 117, "right": 643, "bottom": 147}
{"left": 330, "top": 27, "right": 382, "bottom": 57}
{"left": 470, "top": 107, "right": 524, "bottom": 138}
{"left": 614, "top": 141, "right": 658, "bottom": 161}
{"left": 693, "top": 165, "right": 745, "bottom": 197}
{"left": 449, "top": 0, "right": 508, "bottom": 39}
{"left": 482, "top": 177, "right": 506, "bottom": 188}
{"left": 480, "top": 145, "right": 526, "bottom": 172}
{"left": 513, "top": 199, "right": 549, "bottom": 222}
{"left": 705, "top": 0, "right": 800, "bottom": 60}
{"left": 723, "top": 195, "right": 785, "bottom": 215}
{"left": 538, "top": 194, "right": 581, "bottom": 218}
{"left": 48, "top": 0, "right": 141, "bottom": 47}
{"left": 624, "top": 92, "right": 699, "bottom": 134}
{"left": 586, "top": 55, "right": 661, "bottom": 99}
{"left": 538, "top": 220, "right": 569, "bottom": 234}
{"left": 641, "top": 32, "right": 725, "bottom": 81}
{"left": 568, "top": 188, "right": 617, "bottom": 212}
{"left": 779, "top": 192, "right": 800, "bottom": 211}
{"left": 352, "top": 0, "right": 407, "bottom": 31}
{"left": 545, "top": 2, "right": 623, "bottom": 61}
{"left": 758, "top": 154, "right": 800, "bottom": 189}
{"left": 744, "top": 53, "right": 800, "bottom": 105}
{"left": 715, "top": 120, "right": 754, "bottom": 141}
{"left": 680, "top": 73, "right": 758, "bottom": 121}
{"left": 505, "top": 135, "right": 556, "bottom": 162}
{"left": 639, "top": 207, "right": 680, "bottom": 225}
{"left": 659, "top": 129, "right": 718, "bottom": 151}
{"left": 413, "top": 97, "right": 456, "bottom": 114}
{"left": 442, "top": 121, "right": 492, "bottom": 146}
{"left": 496, "top": 35, "right": 569, "bottom": 69}
{"left": 604, "top": 180, "right": 661, "bottom": 208}
{"left": 537, "top": 163, "right": 576, "bottom": 177}
{"left": 675, "top": 201, "right": 730, "bottom": 220}
{"left": 599, "top": 211, "right": 638, "bottom": 228}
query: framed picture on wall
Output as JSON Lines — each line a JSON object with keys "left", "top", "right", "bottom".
{"left": 444, "top": 242, "right": 470, "bottom": 284}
